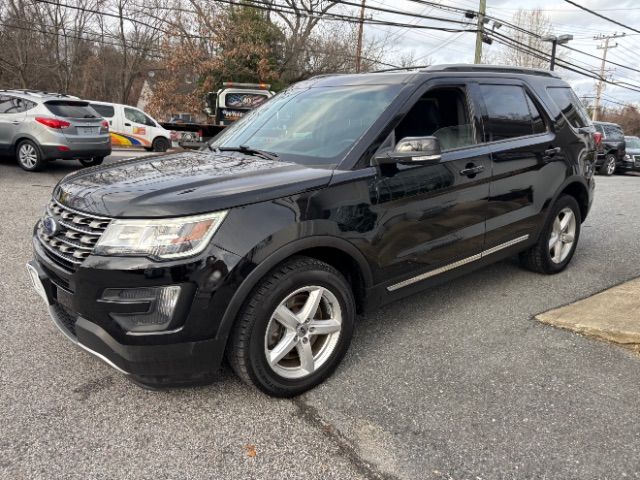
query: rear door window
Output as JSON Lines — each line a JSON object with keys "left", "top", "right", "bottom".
{"left": 546, "top": 87, "right": 591, "bottom": 129}
{"left": 0, "top": 95, "right": 32, "bottom": 114}
{"left": 480, "top": 84, "right": 535, "bottom": 141}
{"left": 45, "top": 101, "right": 99, "bottom": 119}
{"left": 91, "top": 104, "right": 115, "bottom": 118}
{"left": 525, "top": 94, "right": 547, "bottom": 134}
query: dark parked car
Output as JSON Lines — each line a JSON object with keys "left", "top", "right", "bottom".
{"left": 593, "top": 121, "right": 626, "bottom": 175}
{"left": 621, "top": 136, "right": 640, "bottom": 173}
{"left": 27, "top": 65, "right": 596, "bottom": 397}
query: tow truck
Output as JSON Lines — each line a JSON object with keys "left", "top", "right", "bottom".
{"left": 160, "top": 82, "right": 274, "bottom": 149}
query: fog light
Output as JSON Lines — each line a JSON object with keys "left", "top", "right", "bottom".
{"left": 101, "top": 286, "right": 181, "bottom": 334}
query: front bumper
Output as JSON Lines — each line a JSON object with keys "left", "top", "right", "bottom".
{"left": 28, "top": 234, "right": 243, "bottom": 388}
{"left": 619, "top": 158, "right": 640, "bottom": 172}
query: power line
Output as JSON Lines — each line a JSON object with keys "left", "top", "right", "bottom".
{"left": 563, "top": 0, "right": 640, "bottom": 35}
{"left": 484, "top": 29, "right": 640, "bottom": 95}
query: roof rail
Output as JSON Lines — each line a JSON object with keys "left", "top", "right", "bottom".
{"left": 423, "top": 64, "right": 560, "bottom": 78}
{"left": 0, "top": 89, "right": 76, "bottom": 97}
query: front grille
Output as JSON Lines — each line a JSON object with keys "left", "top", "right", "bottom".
{"left": 37, "top": 200, "right": 111, "bottom": 270}
{"left": 634, "top": 155, "right": 640, "bottom": 167}
{"left": 50, "top": 303, "right": 78, "bottom": 338}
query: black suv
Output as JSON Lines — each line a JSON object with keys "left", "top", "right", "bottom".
{"left": 593, "top": 121, "right": 626, "bottom": 175}
{"left": 27, "top": 65, "right": 596, "bottom": 397}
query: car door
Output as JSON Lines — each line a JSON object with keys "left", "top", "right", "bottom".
{"left": 0, "top": 95, "right": 26, "bottom": 153}
{"left": 477, "top": 80, "right": 559, "bottom": 250}
{"left": 123, "top": 106, "right": 154, "bottom": 148}
{"left": 357, "top": 80, "right": 491, "bottom": 292}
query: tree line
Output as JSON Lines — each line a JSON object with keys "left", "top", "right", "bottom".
{"left": 0, "top": 0, "right": 387, "bottom": 119}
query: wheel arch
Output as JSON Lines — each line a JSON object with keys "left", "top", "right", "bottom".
{"left": 12, "top": 135, "right": 42, "bottom": 154}
{"left": 554, "top": 178, "right": 590, "bottom": 223}
{"left": 216, "top": 236, "right": 373, "bottom": 351}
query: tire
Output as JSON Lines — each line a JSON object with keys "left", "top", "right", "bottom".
{"left": 79, "top": 157, "right": 104, "bottom": 167}
{"left": 599, "top": 154, "right": 617, "bottom": 176}
{"left": 151, "top": 137, "right": 170, "bottom": 152}
{"left": 227, "top": 256, "right": 356, "bottom": 397}
{"left": 519, "top": 195, "right": 581, "bottom": 274}
{"left": 16, "top": 140, "right": 45, "bottom": 172}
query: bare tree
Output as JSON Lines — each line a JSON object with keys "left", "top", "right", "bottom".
{"left": 497, "top": 9, "right": 553, "bottom": 69}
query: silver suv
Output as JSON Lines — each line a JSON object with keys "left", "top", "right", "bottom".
{"left": 0, "top": 90, "right": 111, "bottom": 171}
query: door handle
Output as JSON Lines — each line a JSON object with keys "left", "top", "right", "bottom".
{"left": 543, "top": 147, "right": 561, "bottom": 159}
{"left": 11, "top": 121, "right": 21, "bottom": 125}
{"left": 459, "top": 164, "right": 485, "bottom": 177}
{"left": 124, "top": 122, "right": 131, "bottom": 126}
{"left": 542, "top": 147, "right": 562, "bottom": 163}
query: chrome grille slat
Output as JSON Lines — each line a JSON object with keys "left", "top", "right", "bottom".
{"left": 37, "top": 200, "right": 111, "bottom": 270}
{"left": 47, "top": 234, "right": 94, "bottom": 251}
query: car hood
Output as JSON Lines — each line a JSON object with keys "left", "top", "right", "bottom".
{"left": 54, "top": 150, "right": 334, "bottom": 217}
{"left": 625, "top": 148, "right": 640, "bottom": 155}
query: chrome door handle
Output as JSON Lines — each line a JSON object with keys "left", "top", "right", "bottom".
{"left": 459, "top": 164, "right": 485, "bottom": 177}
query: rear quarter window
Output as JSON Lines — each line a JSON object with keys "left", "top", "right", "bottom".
{"left": 45, "top": 101, "right": 99, "bottom": 119}
{"left": 546, "top": 87, "right": 591, "bottom": 129}
{"left": 91, "top": 104, "right": 115, "bottom": 118}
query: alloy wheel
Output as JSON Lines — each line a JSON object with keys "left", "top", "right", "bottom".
{"left": 264, "top": 286, "right": 342, "bottom": 379}
{"left": 549, "top": 207, "right": 576, "bottom": 264}
{"left": 19, "top": 144, "right": 38, "bottom": 169}
{"left": 607, "top": 157, "right": 616, "bottom": 175}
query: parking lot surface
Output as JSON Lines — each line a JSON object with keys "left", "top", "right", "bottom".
{"left": 1, "top": 154, "right": 639, "bottom": 479}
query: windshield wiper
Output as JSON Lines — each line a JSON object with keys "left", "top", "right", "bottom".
{"left": 214, "top": 145, "right": 279, "bottom": 161}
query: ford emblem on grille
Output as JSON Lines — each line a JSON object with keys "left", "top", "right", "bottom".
{"left": 42, "top": 216, "right": 59, "bottom": 236}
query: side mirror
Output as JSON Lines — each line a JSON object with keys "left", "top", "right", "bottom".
{"left": 373, "top": 136, "right": 442, "bottom": 166}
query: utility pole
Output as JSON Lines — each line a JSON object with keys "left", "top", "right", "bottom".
{"left": 355, "top": 0, "right": 366, "bottom": 73}
{"left": 593, "top": 32, "right": 625, "bottom": 121}
{"left": 474, "top": 0, "right": 486, "bottom": 64}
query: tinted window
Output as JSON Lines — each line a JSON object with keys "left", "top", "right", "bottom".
{"left": 391, "top": 87, "right": 476, "bottom": 152}
{"left": 0, "top": 95, "right": 31, "bottom": 114}
{"left": 603, "top": 124, "right": 623, "bottom": 139}
{"left": 480, "top": 84, "right": 533, "bottom": 141}
{"left": 91, "top": 103, "right": 115, "bottom": 118}
{"left": 526, "top": 94, "right": 546, "bottom": 134}
{"left": 125, "top": 107, "right": 156, "bottom": 127}
{"left": 547, "top": 87, "right": 591, "bottom": 128}
{"left": 45, "top": 101, "right": 99, "bottom": 118}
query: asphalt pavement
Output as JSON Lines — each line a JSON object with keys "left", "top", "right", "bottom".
{"left": 1, "top": 152, "right": 639, "bottom": 479}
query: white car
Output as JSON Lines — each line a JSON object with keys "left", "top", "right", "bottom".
{"left": 89, "top": 101, "right": 172, "bottom": 152}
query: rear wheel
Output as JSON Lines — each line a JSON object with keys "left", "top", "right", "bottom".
{"left": 16, "top": 140, "right": 45, "bottom": 172}
{"left": 79, "top": 157, "right": 104, "bottom": 167}
{"left": 227, "top": 256, "right": 355, "bottom": 397}
{"left": 519, "top": 195, "right": 581, "bottom": 274}
{"left": 599, "top": 154, "right": 617, "bottom": 176}
{"left": 152, "top": 137, "right": 170, "bottom": 152}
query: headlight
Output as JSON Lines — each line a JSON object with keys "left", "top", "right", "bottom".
{"left": 625, "top": 154, "right": 631, "bottom": 160}
{"left": 95, "top": 211, "right": 227, "bottom": 260}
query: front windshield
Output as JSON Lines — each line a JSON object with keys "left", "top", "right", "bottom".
{"left": 209, "top": 84, "right": 401, "bottom": 166}
{"left": 626, "top": 136, "right": 640, "bottom": 149}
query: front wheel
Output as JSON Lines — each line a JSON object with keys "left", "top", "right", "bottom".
{"left": 227, "top": 256, "right": 355, "bottom": 397}
{"left": 599, "top": 154, "right": 617, "bottom": 176}
{"left": 519, "top": 195, "right": 581, "bottom": 274}
{"left": 152, "top": 137, "right": 170, "bottom": 152}
{"left": 79, "top": 157, "right": 104, "bottom": 167}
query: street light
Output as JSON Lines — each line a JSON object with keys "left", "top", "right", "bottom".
{"left": 542, "top": 34, "right": 573, "bottom": 71}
